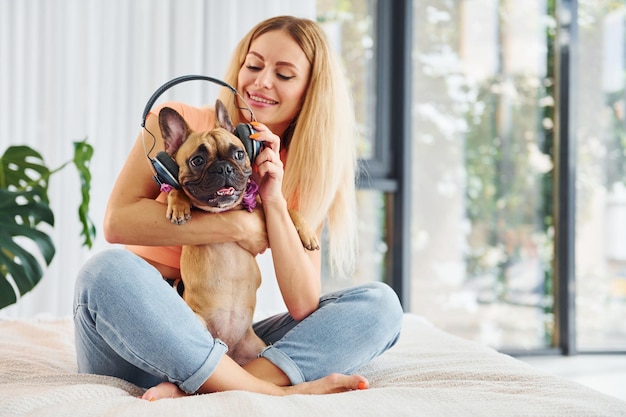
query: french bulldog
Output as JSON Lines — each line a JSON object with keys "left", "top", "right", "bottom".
{"left": 158, "top": 99, "right": 319, "bottom": 365}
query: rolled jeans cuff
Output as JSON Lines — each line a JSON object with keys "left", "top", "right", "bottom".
{"left": 179, "top": 338, "right": 229, "bottom": 394}
{"left": 259, "top": 345, "right": 305, "bottom": 385}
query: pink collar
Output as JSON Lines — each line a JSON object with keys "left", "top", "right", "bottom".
{"left": 241, "top": 180, "right": 259, "bottom": 212}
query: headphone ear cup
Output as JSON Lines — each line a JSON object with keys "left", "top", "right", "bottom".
{"left": 152, "top": 151, "right": 180, "bottom": 189}
{"left": 235, "top": 123, "right": 261, "bottom": 162}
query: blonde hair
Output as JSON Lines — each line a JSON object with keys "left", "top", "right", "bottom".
{"left": 219, "top": 16, "right": 358, "bottom": 278}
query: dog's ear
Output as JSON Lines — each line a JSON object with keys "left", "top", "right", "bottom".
{"left": 158, "top": 107, "right": 189, "bottom": 154}
{"left": 215, "top": 99, "right": 235, "bottom": 132}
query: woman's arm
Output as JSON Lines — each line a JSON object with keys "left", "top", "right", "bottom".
{"left": 264, "top": 199, "right": 322, "bottom": 320}
{"left": 251, "top": 123, "right": 321, "bottom": 320}
{"left": 103, "top": 114, "right": 267, "bottom": 254}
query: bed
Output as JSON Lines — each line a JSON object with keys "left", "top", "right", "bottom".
{"left": 1, "top": 314, "right": 625, "bottom": 417}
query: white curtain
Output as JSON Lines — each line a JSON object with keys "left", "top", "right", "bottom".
{"left": 0, "top": 0, "right": 315, "bottom": 318}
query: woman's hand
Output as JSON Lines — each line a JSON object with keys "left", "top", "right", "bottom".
{"left": 237, "top": 206, "right": 269, "bottom": 255}
{"left": 249, "top": 122, "right": 285, "bottom": 207}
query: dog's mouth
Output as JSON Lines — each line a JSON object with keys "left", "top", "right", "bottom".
{"left": 181, "top": 160, "right": 250, "bottom": 212}
{"left": 205, "top": 186, "right": 243, "bottom": 208}
{"left": 216, "top": 187, "right": 236, "bottom": 197}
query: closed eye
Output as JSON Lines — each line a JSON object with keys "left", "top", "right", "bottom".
{"left": 277, "top": 73, "right": 295, "bottom": 81}
{"left": 246, "top": 65, "right": 295, "bottom": 81}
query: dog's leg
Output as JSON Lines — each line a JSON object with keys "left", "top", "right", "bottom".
{"left": 288, "top": 209, "right": 320, "bottom": 251}
{"left": 229, "top": 327, "right": 267, "bottom": 366}
{"left": 167, "top": 190, "right": 192, "bottom": 224}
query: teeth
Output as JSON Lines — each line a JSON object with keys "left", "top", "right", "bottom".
{"left": 249, "top": 94, "right": 277, "bottom": 105}
{"left": 216, "top": 187, "right": 235, "bottom": 196}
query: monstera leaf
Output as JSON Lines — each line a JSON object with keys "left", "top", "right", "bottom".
{"left": 0, "top": 142, "right": 95, "bottom": 309}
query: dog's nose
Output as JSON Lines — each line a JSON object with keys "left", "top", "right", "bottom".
{"left": 211, "top": 161, "right": 234, "bottom": 175}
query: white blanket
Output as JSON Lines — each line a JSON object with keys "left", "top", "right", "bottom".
{"left": 1, "top": 314, "right": 625, "bottom": 417}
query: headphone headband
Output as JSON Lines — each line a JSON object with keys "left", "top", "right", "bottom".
{"left": 140, "top": 74, "right": 261, "bottom": 192}
{"left": 141, "top": 75, "right": 238, "bottom": 127}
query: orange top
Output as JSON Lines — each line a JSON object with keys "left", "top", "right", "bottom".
{"left": 126, "top": 101, "right": 216, "bottom": 271}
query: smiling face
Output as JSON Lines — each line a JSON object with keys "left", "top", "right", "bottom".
{"left": 238, "top": 30, "right": 311, "bottom": 136}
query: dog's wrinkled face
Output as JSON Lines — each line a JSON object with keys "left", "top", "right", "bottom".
{"left": 158, "top": 101, "right": 252, "bottom": 213}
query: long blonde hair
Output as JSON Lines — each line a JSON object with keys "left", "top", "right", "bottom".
{"left": 219, "top": 16, "right": 358, "bottom": 278}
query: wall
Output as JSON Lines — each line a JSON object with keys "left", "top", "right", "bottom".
{"left": 0, "top": 0, "right": 315, "bottom": 318}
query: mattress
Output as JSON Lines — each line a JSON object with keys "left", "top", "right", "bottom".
{"left": 1, "top": 314, "right": 625, "bottom": 417}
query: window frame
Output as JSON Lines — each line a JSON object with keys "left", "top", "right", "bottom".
{"left": 362, "top": 0, "right": 413, "bottom": 308}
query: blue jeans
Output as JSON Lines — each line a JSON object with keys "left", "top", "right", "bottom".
{"left": 73, "top": 249, "right": 403, "bottom": 394}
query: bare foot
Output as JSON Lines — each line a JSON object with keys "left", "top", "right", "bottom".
{"left": 142, "top": 374, "right": 368, "bottom": 401}
{"left": 285, "top": 374, "right": 369, "bottom": 395}
{"left": 141, "top": 382, "right": 188, "bottom": 401}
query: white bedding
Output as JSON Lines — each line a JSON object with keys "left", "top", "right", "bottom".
{"left": 1, "top": 314, "right": 625, "bottom": 417}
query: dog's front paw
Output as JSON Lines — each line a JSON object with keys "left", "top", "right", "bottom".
{"left": 166, "top": 204, "right": 191, "bottom": 224}
{"left": 298, "top": 229, "right": 320, "bottom": 251}
{"left": 167, "top": 191, "right": 192, "bottom": 225}
{"left": 288, "top": 209, "right": 320, "bottom": 251}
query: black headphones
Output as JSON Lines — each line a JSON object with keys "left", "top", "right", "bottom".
{"left": 141, "top": 74, "right": 262, "bottom": 191}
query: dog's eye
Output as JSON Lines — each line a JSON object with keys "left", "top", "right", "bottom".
{"left": 189, "top": 155, "right": 205, "bottom": 168}
{"left": 235, "top": 150, "right": 245, "bottom": 161}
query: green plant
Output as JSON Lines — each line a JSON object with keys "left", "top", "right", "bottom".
{"left": 0, "top": 141, "right": 95, "bottom": 309}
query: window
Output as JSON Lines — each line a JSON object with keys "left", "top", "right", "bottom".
{"left": 410, "top": 0, "right": 555, "bottom": 350}
{"left": 316, "top": 0, "right": 388, "bottom": 289}
{"left": 317, "top": 0, "right": 626, "bottom": 354}
{"left": 575, "top": 0, "right": 626, "bottom": 351}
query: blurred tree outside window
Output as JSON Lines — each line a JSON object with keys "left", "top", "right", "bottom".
{"left": 576, "top": 0, "right": 626, "bottom": 351}
{"left": 410, "top": 0, "right": 555, "bottom": 350}
{"left": 315, "top": 0, "right": 626, "bottom": 352}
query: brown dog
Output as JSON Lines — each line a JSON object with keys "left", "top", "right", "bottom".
{"left": 158, "top": 99, "right": 319, "bottom": 365}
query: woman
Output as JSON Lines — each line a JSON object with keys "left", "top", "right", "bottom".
{"left": 74, "top": 15, "right": 403, "bottom": 400}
